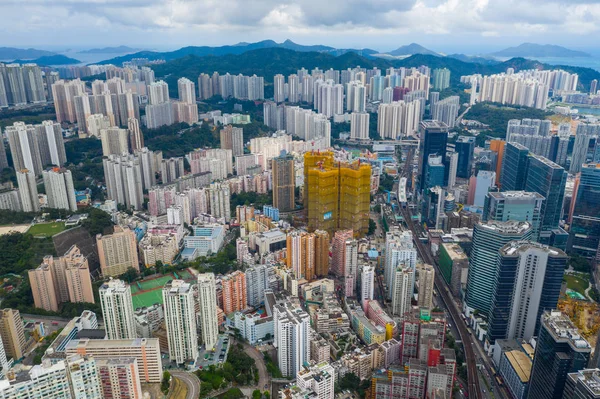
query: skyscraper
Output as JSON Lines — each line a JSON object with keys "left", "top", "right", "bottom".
{"left": 177, "top": 77, "right": 196, "bottom": 105}
{"left": 163, "top": 280, "right": 198, "bottom": 364}
{"left": 34, "top": 120, "right": 67, "bottom": 167}
{"left": 424, "top": 154, "right": 445, "bottom": 189}
{"left": 99, "top": 279, "right": 136, "bottom": 339}
{"left": 501, "top": 142, "right": 529, "bottom": 191}
{"left": 524, "top": 154, "right": 567, "bottom": 242}
{"left": 487, "top": 241, "right": 567, "bottom": 344}
{"left": 128, "top": 117, "right": 144, "bottom": 152}
{"left": 528, "top": 311, "right": 591, "bottom": 398}
{"left": 568, "top": 163, "right": 600, "bottom": 259}
{"left": 432, "top": 68, "right": 451, "bottom": 90}
{"left": 391, "top": 266, "right": 413, "bottom": 317}
{"left": 350, "top": 112, "right": 370, "bottom": 140}
{"left": 377, "top": 100, "right": 422, "bottom": 139}
{"left": 360, "top": 265, "right": 375, "bottom": 307}
{"left": 16, "top": 169, "right": 39, "bottom": 212}
{"left": 464, "top": 221, "right": 533, "bottom": 316}
{"left": 331, "top": 229, "right": 354, "bottom": 277}
{"left": 473, "top": 170, "right": 496, "bottom": 208}
{"left": 103, "top": 153, "right": 144, "bottom": 210}
{"left": 96, "top": 226, "right": 140, "bottom": 277}
{"left": 274, "top": 301, "right": 310, "bottom": 377}
{"left": 420, "top": 120, "right": 449, "bottom": 180}
{"left": 52, "top": 78, "right": 86, "bottom": 123}
{"left": 221, "top": 271, "right": 247, "bottom": 314}
{"left": 220, "top": 125, "right": 244, "bottom": 157}
{"left": 6, "top": 122, "right": 43, "bottom": 175}
{"left": 455, "top": 136, "right": 475, "bottom": 178}
{"left": 314, "top": 230, "right": 330, "bottom": 278}
{"left": 384, "top": 229, "right": 417, "bottom": 299}
{"left": 0, "top": 309, "right": 26, "bottom": 361}
{"left": 245, "top": 265, "right": 269, "bottom": 308}
{"left": 483, "top": 191, "right": 544, "bottom": 239}
{"left": 100, "top": 127, "right": 129, "bottom": 156}
{"left": 274, "top": 74, "right": 285, "bottom": 103}
{"left": 416, "top": 264, "right": 435, "bottom": 310}
{"left": 197, "top": 273, "right": 219, "bottom": 350}
{"left": 43, "top": 167, "right": 77, "bottom": 211}
{"left": 272, "top": 153, "right": 295, "bottom": 212}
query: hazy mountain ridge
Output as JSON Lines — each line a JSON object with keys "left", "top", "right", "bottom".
{"left": 79, "top": 46, "right": 142, "bottom": 54}
{"left": 491, "top": 43, "right": 591, "bottom": 58}
{"left": 0, "top": 47, "right": 56, "bottom": 60}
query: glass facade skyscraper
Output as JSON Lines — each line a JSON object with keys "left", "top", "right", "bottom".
{"left": 483, "top": 191, "right": 544, "bottom": 240}
{"left": 455, "top": 135, "right": 475, "bottom": 178}
{"left": 568, "top": 163, "right": 600, "bottom": 259}
{"left": 501, "top": 142, "right": 529, "bottom": 191}
{"left": 420, "top": 120, "right": 448, "bottom": 186}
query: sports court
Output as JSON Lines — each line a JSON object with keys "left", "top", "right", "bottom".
{"left": 131, "top": 269, "right": 196, "bottom": 309}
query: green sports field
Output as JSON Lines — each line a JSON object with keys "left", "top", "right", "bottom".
{"left": 131, "top": 269, "right": 196, "bottom": 308}
{"left": 27, "top": 223, "right": 67, "bottom": 237}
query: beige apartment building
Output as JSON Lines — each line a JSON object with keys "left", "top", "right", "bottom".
{"left": 97, "top": 226, "right": 140, "bottom": 277}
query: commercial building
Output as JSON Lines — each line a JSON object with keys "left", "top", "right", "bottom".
{"left": 65, "top": 338, "right": 163, "bottom": 383}
{"left": 487, "top": 242, "right": 567, "bottom": 344}
{"left": 420, "top": 120, "right": 448, "bottom": 181}
{"left": 163, "top": 280, "right": 198, "bottom": 364}
{"left": 42, "top": 167, "right": 77, "bottom": 211}
{"left": 439, "top": 243, "right": 468, "bottom": 297}
{"left": 568, "top": 163, "right": 600, "bottom": 259}
{"left": 528, "top": 311, "right": 591, "bottom": 398}
{"left": 99, "top": 279, "right": 136, "bottom": 340}
{"left": 304, "top": 151, "right": 371, "bottom": 236}
{"left": 197, "top": 273, "right": 219, "bottom": 350}
{"left": 483, "top": 191, "right": 544, "bottom": 239}
{"left": 272, "top": 153, "right": 295, "bottom": 212}
{"left": 564, "top": 369, "right": 600, "bottom": 399}
{"left": 97, "top": 226, "right": 140, "bottom": 277}
{"left": 455, "top": 136, "right": 475, "bottom": 178}
{"left": 501, "top": 142, "right": 530, "bottom": 191}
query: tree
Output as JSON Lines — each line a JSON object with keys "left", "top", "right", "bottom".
{"left": 252, "top": 390, "right": 262, "bottom": 399}
{"left": 368, "top": 219, "right": 377, "bottom": 235}
{"left": 120, "top": 267, "right": 139, "bottom": 283}
{"left": 337, "top": 373, "right": 361, "bottom": 393}
{"left": 569, "top": 255, "right": 591, "bottom": 273}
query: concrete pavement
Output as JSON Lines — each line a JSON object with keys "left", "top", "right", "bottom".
{"left": 169, "top": 371, "right": 200, "bottom": 399}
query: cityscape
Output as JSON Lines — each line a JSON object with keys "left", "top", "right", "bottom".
{"left": 1, "top": 2, "right": 600, "bottom": 399}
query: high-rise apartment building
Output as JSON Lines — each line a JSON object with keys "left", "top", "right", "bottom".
{"left": 99, "top": 279, "right": 136, "bottom": 339}
{"left": 197, "top": 273, "right": 219, "bottom": 350}
{"left": 100, "top": 127, "right": 129, "bottom": 156}
{"left": 331, "top": 229, "right": 354, "bottom": 277}
{"left": 431, "top": 96, "right": 459, "bottom": 128}
{"left": 286, "top": 231, "right": 317, "bottom": 280}
{"left": 314, "top": 230, "right": 330, "bottom": 278}
{"left": 96, "top": 226, "right": 140, "bottom": 277}
{"left": 304, "top": 151, "right": 371, "bottom": 236}
{"left": 177, "top": 77, "right": 196, "bottom": 105}
{"left": 35, "top": 120, "right": 67, "bottom": 167}
{"left": 43, "top": 167, "right": 77, "bottom": 211}
{"left": 221, "top": 271, "right": 247, "bottom": 314}
{"left": 377, "top": 100, "right": 422, "bottom": 139}
{"left": 465, "top": 221, "right": 533, "bottom": 316}
{"left": 391, "top": 266, "right": 413, "bottom": 317}
{"left": 271, "top": 153, "right": 295, "bottom": 212}
{"left": 220, "top": 125, "right": 244, "bottom": 157}
{"left": 432, "top": 68, "right": 451, "bottom": 90}
{"left": 96, "top": 358, "right": 143, "bottom": 399}
{"left": 346, "top": 81, "right": 366, "bottom": 112}
{"left": 384, "top": 229, "right": 417, "bottom": 299}
{"left": 274, "top": 301, "right": 310, "bottom": 377}
{"left": 52, "top": 79, "right": 86, "bottom": 123}
{"left": 163, "top": 280, "right": 198, "bottom": 364}
{"left": 416, "top": 264, "right": 435, "bottom": 310}
{"left": 528, "top": 311, "right": 591, "bottom": 398}
{"left": 103, "top": 153, "right": 144, "bottom": 210}
{"left": 487, "top": 241, "right": 567, "bottom": 344}
{"left": 274, "top": 74, "right": 285, "bottom": 103}
{"left": 0, "top": 309, "right": 26, "bottom": 361}
{"left": 360, "top": 265, "right": 375, "bottom": 308}
{"left": 16, "top": 168, "right": 39, "bottom": 212}
{"left": 128, "top": 117, "right": 144, "bottom": 152}
{"left": 245, "top": 265, "right": 269, "bottom": 307}
{"left": 6, "top": 121, "right": 42, "bottom": 175}
{"left": 568, "top": 163, "right": 600, "bottom": 259}
{"left": 350, "top": 112, "right": 370, "bottom": 140}
{"left": 296, "top": 362, "right": 336, "bottom": 399}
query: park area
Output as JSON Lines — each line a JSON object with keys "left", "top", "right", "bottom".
{"left": 564, "top": 272, "right": 591, "bottom": 299}
{"left": 27, "top": 222, "right": 67, "bottom": 237}
{"left": 131, "top": 269, "right": 195, "bottom": 309}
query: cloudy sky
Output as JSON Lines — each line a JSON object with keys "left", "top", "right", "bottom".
{"left": 1, "top": 0, "right": 600, "bottom": 53}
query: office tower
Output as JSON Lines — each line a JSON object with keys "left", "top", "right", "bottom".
{"left": 432, "top": 68, "right": 450, "bottom": 90}
{"left": 96, "top": 358, "right": 142, "bottom": 399}
{"left": 384, "top": 229, "right": 417, "bottom": 298}
{"left": 501, "top": 142, "right": 529, "bottom": 191}
{"left": 66, "top": 338, "right": 163, "bottom": 383}
{"left": 564, "top": 369, "right": 600, "bottom": 399}
{"left": 487, "top": 241, "right": 567, "bottom": 344}
{"left": 473, "top": 170, "right": 496, "bottom": 207}
{"left": 447, "top": 151, "right": 458, "bottom": 189}
{"left": 431, "top": 96, "right": 459, "bottom": 128}
{"left": 177, "top": 77, "right": 196, "bottom": 105}
{"left": 43, "top": 168, "right": 77, "bottom": 211}
{"left": 97, "top": 226, "right": 140, "bottom": 277}
{"left": 314, "top": 230, "right": 330, "bottom": 277}
{"left": 416, "top": 264, "right": 435, "bottom": 310}
{"left": 377, "top": 100, "right": 422, "bottom": 139}
{"left": 99, "top": 279, "right": 136, "bottom": 339}
{"left": 16, "top": 169, "right": 39, "bottom": 212}
{"left": 0, "top": 309, "right": 26, "bottom": 361}
{"left": 103, "top": 153, "right": 144, "bottom": 210}
{"left": 274, "top": 74, "right": 285, "bottom": 103}
{"left": 524, "top": 155, "right": 567, "bottom": 238}
{"left": 465, "top": 221, "right": 533, "bottom": 316}
{"left": 52, "top": 79, "right": 86, "bottom": 123}
{"left": 455, "top": 136, "right": 475, "bottom": 178}
{"left": 420, "top": 120, "right": 449, "bottom": 177}
{"left": 483, "top": 191, "right": 544, "bottom": 239}
{"left": 568, "top": 163, "right": 600, "bottom": 258}
{"left": 274, "top": 302, "right": 310, "bottom": 377}
{"left": 163, "top": 280, "right": 198, "bottom": 364}
{"left": 331, "top": 229, "right": 354, "bottom": 277}
{"left": 424, "top": 154, "right": 445, "bottom": 189}
{"left": 296, "top": 362, "right": 336, "bottom": 399}
{"left": 391, "top": 266, "right": 413, "bottom": 317}
{"left": 100, "top": 127, "right": 129, "bottom": 156}
{"left": 197, "top": 273, "right": 219, "bottom": 350}
{"left": 5, "top": 121, "right": 43, "bottom": 175}
{"left": 528, "top": 311, "right": 591, "bottom": 398}
{"left": 245, "top": 265, "right": 269, "bottom": 307}
{"left": 220, "top": 125, "right": 244, "bottom": 157}
{"left": 222, "top": 271, "right": 247, "bottom": 314}
{"left": 489, "top": 139, "right": 505, "bottom": 186}
{"left": 272, "top": 153, "right": 295, "bottom": 212}
{"left": 128, "top": 117, "right": 144, "bottom": 152}
{"left": 360, "top": 265, "right": 375, "bottom": 307}
{"left": 350, "top": 112, "right": 370, "bottom": 140}
{"left": 346, "top": 81, "right": 366, "bottom": 112}
{"left": 304, "top": 151, "right": 371, "bottom": 236}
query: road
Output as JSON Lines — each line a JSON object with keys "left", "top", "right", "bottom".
{"left": 398, "top": 149, "right": 482, "bottom": 399}
{"left": 456, "top": 105, "right": 472, "bottom": 126}
{"left": 236, "top": 338, "right": 270, "bottom": 391}
{"left": 169, "top": 371, "right": 200, "bottom": 399}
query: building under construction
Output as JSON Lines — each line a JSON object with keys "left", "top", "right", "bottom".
{"left": 304, "top": 151, "right": 371, "bottom": 237}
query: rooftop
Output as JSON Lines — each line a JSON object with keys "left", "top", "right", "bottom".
{"left": 542, "top": 310, "right": 591, "bottom": 351}
{"left": 504, "top": 350, "right": 532, "bottom": 383}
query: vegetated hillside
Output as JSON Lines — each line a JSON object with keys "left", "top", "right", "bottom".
{"left": 79, "top": 45, "right": 141, "bottom": 54}
{"left": 491, "top": 43, "right": 591, "bottom": 58}
{"left": 10, "top": 54, "right": 80, "bottom": 66}
{"left": 151, "top": 48, "right": 600, "bottom": 92}
{"left": 96, "top": 39, "right": 376, "bottom": 65}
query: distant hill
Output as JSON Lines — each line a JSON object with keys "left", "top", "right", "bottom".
{"left": 150, "top": 48, "right": 600, "bottom": 94}
{"left": 79, "top": 46, "right": 142, "bottom": 54}
{"left": 491, "top": 43, "right": 591, "bottom": 58}
{"left": 0, "top": 47, "right": 56, "bottom": 60}
{"left": 447, "top": 54, "right": 499, "bottom": 65}
{"left": 96, "top": 40, "right": 378, "bottom": 65}
{"left": 10, "top": 54, "right": 80, "bottom": 66}
{"left": 387, "top": 43, "right": 439, "bottom": 57}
